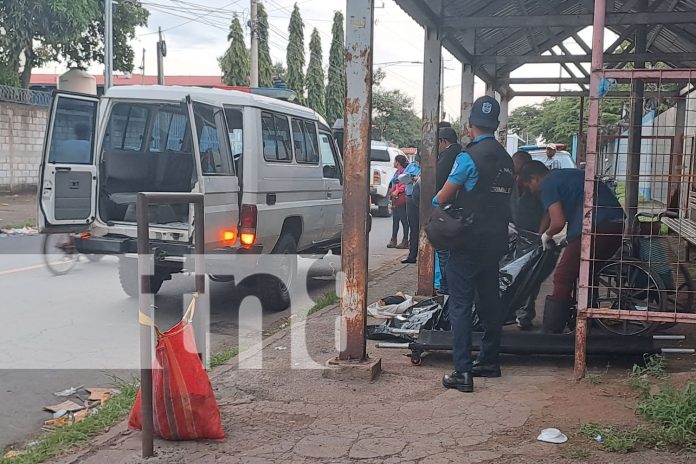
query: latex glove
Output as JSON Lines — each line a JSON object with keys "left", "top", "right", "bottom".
{"left": 541, "top": 232, "right": 553, "bottom": 251}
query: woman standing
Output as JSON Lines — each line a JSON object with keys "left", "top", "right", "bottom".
{"left": 387, "top": 155, "right": 410, "bottom": 249}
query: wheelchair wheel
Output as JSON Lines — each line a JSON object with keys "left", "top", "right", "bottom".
{"left": 593, "top": 260, "right": 666, "bottom": 336}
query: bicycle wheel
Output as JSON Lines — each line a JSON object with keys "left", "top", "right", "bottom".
{"left": 43, "top": 233, "right": 78, "bottom": 276}
{"left": 593, "top": 260, "right": 666, "bottom": 336}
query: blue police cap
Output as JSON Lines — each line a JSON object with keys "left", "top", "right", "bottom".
{"left": 469, "top": 96, "right": 500, "bottom": 130}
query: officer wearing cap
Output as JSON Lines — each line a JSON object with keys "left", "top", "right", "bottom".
{"left": 432, "top": 96, "right": 514, "bottom": 393}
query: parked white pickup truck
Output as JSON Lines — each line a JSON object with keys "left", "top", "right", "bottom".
{"left": 370, "top": 141, "right": 405, "bottom": 217}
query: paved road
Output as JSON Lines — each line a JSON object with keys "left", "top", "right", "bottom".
{"left": 0, "top": 215, "right": 408, "bottom": 449}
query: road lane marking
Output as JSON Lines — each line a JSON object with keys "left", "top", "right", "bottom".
{"left": 0, "top": 263, "right": 46, "bottom": 276}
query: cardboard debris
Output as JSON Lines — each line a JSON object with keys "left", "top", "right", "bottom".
{"left": 44, "top": 400, "right": 84, "bottom": 414}
{"left": 86, "top": 387, "right": 112, "bottom": 403}
{"left": 3, "top": 450, "right": 18, "bottom": 459}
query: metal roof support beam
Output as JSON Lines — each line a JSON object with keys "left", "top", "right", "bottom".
{"left": 498, "top": 88, "right": 509, "bottom": 147}
{"left": 499, "top": 77, "right": 589, "bottom": 84}
{"left": 339, "top": 0, "right": 374, "bottom": 363}
{"left": 441, "top": 11, "right": 696, "bottom": 29}
{"left": 417, "top": 23, "right": 441, "bottom": 297}
{"left": 476, "top": 52, "right": 696, "bottom": 65}
{"left": 511, "top": 90, "right": 679, "bottom": 97}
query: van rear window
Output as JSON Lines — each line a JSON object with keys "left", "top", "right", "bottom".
{"left": 370, "top": 149, "right": 390, "bottom": 162}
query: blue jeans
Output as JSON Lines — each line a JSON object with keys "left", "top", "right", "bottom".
{"left": 436, "top": 249, "right": 450, "bottom": 294}
{"left": 447, "top": 249, "right": 504, "bottom": 373}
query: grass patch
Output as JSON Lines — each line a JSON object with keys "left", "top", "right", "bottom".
{"left": 582, "top": 381, "right": 696, "bottom": 453}
{"left": 561, "top": 445, "right": 593, "bottom": 460}
{"left": 0, "top": 219, "right": 36, "bottom": 230}
{"left": 630, "top": 354, "right": 666, "bottom": 379}
{"left": 209, "top": 348, "right": 240, "bottom": 369}
{"left": 307, "top": 292, "right": 339, "bottom": 317}
{"left": 1, "top": 380, "right": 139, "bottom": 464}
{"left": 586, "top": 373, "right": 604, "bottom": 385}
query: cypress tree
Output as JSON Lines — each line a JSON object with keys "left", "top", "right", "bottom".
{"left": 325, "top": 11, "right": 345, "bottom": 125}
{"left": 286, "top": 3, "right": 305, "bottom": 105}
{"left": 220, "top": 14, "right": 249, "bottom": 86}
{"left": 306, "top": 28, "right": 325, "bottom": 116}
{"left": 257, "top": 2, "right": 273, "bottom": 88}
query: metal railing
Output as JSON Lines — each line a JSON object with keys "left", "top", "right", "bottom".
{"left": 0, "top": 84, "right": 52, "bottom": 107}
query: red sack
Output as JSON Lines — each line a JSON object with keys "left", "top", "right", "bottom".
{"left": 128, "top": 297, "right": 224, "bottom": 440}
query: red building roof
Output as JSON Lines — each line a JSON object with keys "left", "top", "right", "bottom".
{"left": 30, "top": 74, "right": 225, "bottom": 87}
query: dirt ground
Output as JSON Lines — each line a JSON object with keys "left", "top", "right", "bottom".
{"left": 0, "top": 191, "right": 36, "bottom": 229}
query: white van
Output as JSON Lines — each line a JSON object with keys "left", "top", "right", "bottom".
{"left": 38, "top": 86, "right": 343, "bottom": 309}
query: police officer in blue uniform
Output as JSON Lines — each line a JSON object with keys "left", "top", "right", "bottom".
{"left": 433, "top": 96, "right": 514, "bottom": 393}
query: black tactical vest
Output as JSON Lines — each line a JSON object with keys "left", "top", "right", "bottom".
{"left": 454, "top": 136, "right": 514, "bottom": 253}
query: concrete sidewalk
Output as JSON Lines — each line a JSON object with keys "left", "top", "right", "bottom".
{"left": 0, "top": 191, "right": 36, "bottom": 230}
{"left": 57, "top": 258, "right": 693, "bottom": 464}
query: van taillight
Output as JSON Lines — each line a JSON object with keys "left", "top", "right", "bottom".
{"left": 240, "top": 204, "right": 257, "bottom": 247}
{"left": 373, "top": 170, "right": 381, "bottom": 185}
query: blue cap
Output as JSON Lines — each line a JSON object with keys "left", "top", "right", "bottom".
{"left": 469, "top": 96, "right": 500, "bottom": 130}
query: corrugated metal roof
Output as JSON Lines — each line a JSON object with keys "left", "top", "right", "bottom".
{"left": 394, "top": 0, "right": 696, "bottom": 91}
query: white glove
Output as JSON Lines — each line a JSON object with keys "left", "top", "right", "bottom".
{"left": 541, "top": 232, "right": 553, "bottom": 251}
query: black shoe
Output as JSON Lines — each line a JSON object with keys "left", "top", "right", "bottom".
{"left": 472, "top": 361, "right": 501, "bottom": 378}
{"left": 442, "top": 371, "right": 474, "bottom": 392}
{"left": 516, "top": 316, "right": 534, "bottom": 331}
{"left": 401, "top": 257, "right": 417, "bottom": 264}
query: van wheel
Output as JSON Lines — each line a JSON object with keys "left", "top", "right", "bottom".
{"left": 118, "top": 257, "right": 165, "bottom": 298}
{"left": 253, "top": 234, "right": 297, "bottom": 312}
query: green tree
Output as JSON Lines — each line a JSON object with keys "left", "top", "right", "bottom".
{"left": 0, "top": 0, "right": 148, "bottom": 87}
{"left": 306, "top": 28, "right": 325, "bottom": 116}
{"left": 373, "top": 88, "right": 421, "bottom": 148}
{"left": 325, "top": 11, "right": 345, "bottom": 125}
{"left": 257, "top": 2, "right": 273, "bottom": 87}
{"left": 286, "top": 3, "right": 305, "bottom": 105}
{"left": 509, "top": 97, "right": 625, "bottom": 148}
{"left": 220, "top": 14, "right": 250, "bottom": 86}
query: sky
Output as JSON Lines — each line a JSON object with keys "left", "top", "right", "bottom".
{"left": 37, "top": 0, "right": 613, "bottom": 119}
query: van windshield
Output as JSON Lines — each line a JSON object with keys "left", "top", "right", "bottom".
{"left": 370, "top": 148, "right": 390, "bottom": 162}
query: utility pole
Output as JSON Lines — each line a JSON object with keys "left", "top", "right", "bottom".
{"left": 104, "top": 0, "right": 113, "bottom": 90}
{"left": 157, "top": 27, "right": 167, "bottom": 86}
{"left": 249, "top": 0, "right": 259, "bottom": 87}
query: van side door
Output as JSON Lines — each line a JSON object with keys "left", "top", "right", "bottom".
{"left": 38, "top": 93, "right": 100, "bottom": 233}
{"left": 318, "top": 128, "right": 343, "bottom": 241}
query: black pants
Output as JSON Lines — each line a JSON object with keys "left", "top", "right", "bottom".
{"left": 391, "top": 204, "right": 409, "bottom": 241}
{"left": 406, "top": 196, "right": 419, "bottom": 260}
{"left": 448, "top": 249, "right": 504, "bottom": 372}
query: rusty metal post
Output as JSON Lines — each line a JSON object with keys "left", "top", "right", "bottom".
{"left": 624, "top": 0, "right": 648, "bottom": 230}
{"left": 498, "top": 91, "right": 509, "bottom": 147}
{"left": 460, "top": 61, "right": 475, "bottom": 145}
{"left": 136, "top": 193, "right": 154, "bottom": 458}
{"left": 137, "top": 192, "right": 205, "bottom": 456}
{"left": 193, "top": 200, "right": 207, "bottom": 364}
{"left": 578, "top": 96, "right": 586, "bottom": 164}
{"left": 669, "top": 97, "right": 686, "bottom": 211}
{"left": 339, "top": 0, "right": 374, "bottom": 361}
{"left": 575, "top": 0, "right": 606, "bottom": 381}
{"left": 416, "top": 24, "right": 442, "bottom": 297}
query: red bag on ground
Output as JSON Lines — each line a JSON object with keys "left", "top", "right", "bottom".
{"left": 128, "top": 297, "right": 224, "bottom": 440}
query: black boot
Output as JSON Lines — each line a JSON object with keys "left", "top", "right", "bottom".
{"left": 472, "top": 360, "right": 502, "bottom": 378}
{"left": 542, "top": 296, "right": 571, "bottom": 334}
{"left": 442, "top": 371, "right": 474, "bottom": 392}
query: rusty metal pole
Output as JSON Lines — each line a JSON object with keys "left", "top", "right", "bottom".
{"left": 624, "top": 0, "right": 648, "bottom": 231}
{"left": 136, "top": 193, "right": 154, "bottom": 457}
{"left": 498, "top": 91, "right": 509, "bottom": 147}
{"left": 460, "top": 61, "right": 475, "bottom": 145}
{"left": 416, "top": 25, "right": 442, "bottom": 297}
{"left": 578, "top": 96, "right": 586, "bottom": 164}
{"left": 339, "top": 0, "right": 374, "bottom": 361}
{"left": 575, "top": 0, "right": 606, "bottom": 381}
{"left": 669, "top": 97, "right": 686, "bottom": 212}
{"left": 193, "top": 200, "right": 207, "bottom": 363}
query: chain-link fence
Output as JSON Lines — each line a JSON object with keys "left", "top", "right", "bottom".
{"left": 0, "top": 84, "right": 52, "bottom": 107}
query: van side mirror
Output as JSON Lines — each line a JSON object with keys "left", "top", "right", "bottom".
{"left": 323, "top": 165, "right": 337, "bottom": 178}
{"left": 579, "top": 162, "right": 587, "bottom": 169}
